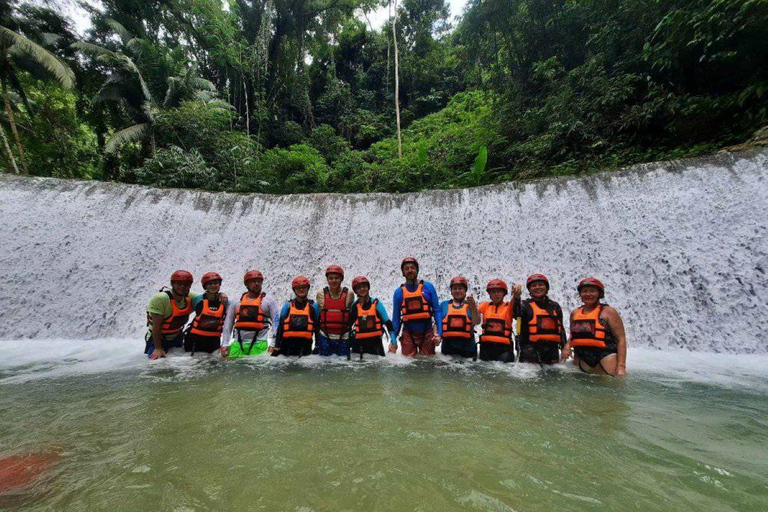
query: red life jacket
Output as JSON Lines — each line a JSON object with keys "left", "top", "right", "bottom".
{"left": 442, "top": 302, "right": 472, "bottom": 339}
{"left": 400, "top": 281, "right": 431, "bottom": 322}
{"left": 320, "top": 287, "right": 350, "bottom": 335}
{"left": 189, "top": 296, "right": 226, "bottom": 337}
{"left": 570, "top": 305, "right": 607, "bottom": 348}
{"left": 235, "top": 292, "right": 268, "bottom": 331}
{"left": 282, "top": 300, "right": 314, "bottom": 340}
{"left": 528, "top": 301, "right": 561, "bottom": 343}
{"left": 479, "top": 301, "right": 512, "bottom": 345}
{"left": 354, "top": 299, "right": 383, "bottom": 340}
{"left": 148, "top": 290, "right": 192, "bottom": 338}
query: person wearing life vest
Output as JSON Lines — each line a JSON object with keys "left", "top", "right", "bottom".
{"left": 439, "top": 277, "right": 480, "bottom": 359}
{"left": 392, "top": 257, "right": 442, "bottom": 356}
{"left": 515, "top": 274, "right": 566, "bottom": 365}
{"left": 347, "top": 276, "right": 396, "bottom": 359}
{"left": 146, "top": 270, "right": 198, "bottom": 359}
{"left": 477, "top": 279, "right": 522, "bottom": 362}
{"left": 560, "top": 278, "right": 627, "bottom": 376}
{"left": 316, "top": 264, "right": 355, "bottom": 356}
{"left": 220, "top": 270, "right": 280, "bottom": 358}
{"left": 183, "top": 272, "right": 228, "bottom": 355}
{"left": 274, "top": 276, "right": 321, "bottom": 356}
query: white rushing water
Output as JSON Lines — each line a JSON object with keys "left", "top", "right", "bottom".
{"left": 1, "top": 149, "right": 766, "bottom": 352}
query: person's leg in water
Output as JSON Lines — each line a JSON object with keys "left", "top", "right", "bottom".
{"left": 575, "top": 349, "right": 618, "bottom": 375}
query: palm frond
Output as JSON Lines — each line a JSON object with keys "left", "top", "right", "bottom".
{"left": 104, "top": 18, "right": 134, "bottom": 47}
{"left": 0, "top": 26, "right": 75, "bottom": 89}
{"left": 104, "top": 123, "right": 150, "bottom": 154}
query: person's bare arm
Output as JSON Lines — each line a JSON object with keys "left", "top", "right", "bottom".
{"left": 604, "top": 307, "right": 627, "bottom": 376}
{"left": 149, "top": 313, "right": 165, "bottom": 360}
{"left": 560, "top": 310, "right": 576, "bottom": 362}
{"left": 467, "top": 295, "right": 481, "bottom": 326}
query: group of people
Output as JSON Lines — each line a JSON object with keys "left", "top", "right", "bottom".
{"left": 145, "top": 258, "right": 627, "bottom": 376}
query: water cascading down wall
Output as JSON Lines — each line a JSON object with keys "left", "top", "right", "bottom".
{"left": 1, "top": 149, "right": 766, "bottom": 353}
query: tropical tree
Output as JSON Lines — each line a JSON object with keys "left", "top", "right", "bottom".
{"left": 0, "top": 24, "right": 74, "bottom": 173}
{"left": 73, "top": 19, "right": 220, "bottom": 155}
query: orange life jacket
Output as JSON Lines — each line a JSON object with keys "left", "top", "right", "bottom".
{"left": 188, "top": 296, "right": 226, "bottom": 337}
{"left": 235, "top": 292, "right": 268, "bottom": 331}
{"left": 442, "top": 302, "right": 473, "bottom": 339}
{"left": 354, "top": 299, "right": 383, "bottom": 340}
{"left": 570, "top": 305, "right": 607, "bottom": 348}
{"left": 320, "top": 287, "right": 350, "bottom": 335}
{"left": 282, "top": 300, "right": 314, "bottom": 340}
{"left": 528, "top": 301, "right": 561, "bottom": 343}
{"left": 480, "top": 301, "right": 512, "bottom": 345}
{"left": 400, "top": 282, "right": 431, "bottom": 322}
{"left": 157, "top": 290, "right": 193, "bottom": 338}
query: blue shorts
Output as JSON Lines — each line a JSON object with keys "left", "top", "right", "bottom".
{"left": 441, "top": 337, "right": 476, "bottom": 358}
{"left": 145, "top": 334, "right": 183, "bottom": 357}
{"left": 316, "top": 333, "right": 350, "bottom": 356}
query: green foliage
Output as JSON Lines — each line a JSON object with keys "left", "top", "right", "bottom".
{"left": 257, "top": 144, "right": 330, "bottom": 194}
{"left": 14, "top": 78, "right": 99, "bottom": 178}
{"left": 133, "top": 146, "right": 216, "bottom": 189}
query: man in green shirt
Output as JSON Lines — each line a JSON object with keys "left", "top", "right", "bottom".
{"left": 145, "top": 270, "right": 199, "bottom": 359}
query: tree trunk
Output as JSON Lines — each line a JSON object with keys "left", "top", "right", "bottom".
{"left": 392, "top": 0, "right": 402, "bottom": 159}
{"left": 2, "top": 79, "right": 28, "bottom": 174}
{"left": 0, "top": 122, "right": 19, "bottom": 174}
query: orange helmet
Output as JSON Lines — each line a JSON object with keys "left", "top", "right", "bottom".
{"left": 171, "top": 270, "right": 193, "bottom": 284}
{"left": 486, "top": 279, "right": 508, "bottom": 294}
{"left": 450, "top": 276, "right": 468, "bottom": 289}
{"left": 201, "top": 272, "right": 222, "bottom": 286}
{"left": 325, "top": 265, "right": 344, "bottom": 279}
{"left": 291, "top": 276, "right": 310, "bottom": 289}
{"left": 243, "top": 270, "right": 264, "bottom": 284}
{"left": 526, "top": 274, "right": 549, "bottom": 291}
{"left": 401, "top": 257, "right": 419, "bottom": 272}
{"left": 351, "top": 276, "right": 370, "bottom": 290}
{"left": 577, "top": 277, "right": 605, "bottom": 298}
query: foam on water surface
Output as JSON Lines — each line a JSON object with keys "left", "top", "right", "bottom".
{"left": 1, "top": 149, "right": 767, "bottom": 353}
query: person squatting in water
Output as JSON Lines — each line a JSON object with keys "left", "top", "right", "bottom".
{"left": 144, "top": 258, "right": 627, "bottom": 376}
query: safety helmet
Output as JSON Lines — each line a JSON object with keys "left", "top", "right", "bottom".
{"left": 351, "top": 276, "right": 370, "bottom": 290}
{"left": 325, "top": 265, "right": 344, "bottom": 279}
{"left": 171, "top": 270, "right": 193, "bottom": 284}
{"left": 577, "top": 277, "right": 605, "bottom": 298}
{"left": 292, "top": 276, "right": 310, "bottom": 289}
{"left": 401, "top": 257, "right": 419, "bottom": 272}
{"left": 243, "top": 270, "right": 264, "bottom": 284}
{"left": 450, "top": 276, "right": 469, "bottom": 289}
{"left": 486, "top": 279, "right": 508, "bottom": 294}
{"left": 201, "top": 272, "right": 222, "bottom": 287}
{"left": 526, "top": 274, "right": 549, "bottom": 291}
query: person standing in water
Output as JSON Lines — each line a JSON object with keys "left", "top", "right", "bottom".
{"left": 145, "top": 270, "right": 198, "bottom": 359}
{"left": 477, "top": 279, "right": 522, "bottom": 362}
{"left": 440, "top": 277, "right": 481, "bottom": 359}
{"left": 347, "top": 276, "right": 397, "bottom": 358}
{"left": 274, "top": 276, "right": 321, "bottom": 356}
{"left": 516, "top": 274, "right": 566, "bottom": 364}
{"left": 221, "top": 270, "right": 280, "bottom": 358}
{"left": 392, "top": 257, "right": 442, "bottom": 356}
{"left": 316, "top": 265, "right": 355, "bottom": 357}
{"left": 561, "top": 278, "right": 627, "bottom": 376}
{"left": 184, "top": 272, "right": 228, "bottom": 355}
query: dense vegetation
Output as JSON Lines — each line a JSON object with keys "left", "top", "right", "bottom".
{"left": 1, "top": 0, "right": 767, "bottom": 192}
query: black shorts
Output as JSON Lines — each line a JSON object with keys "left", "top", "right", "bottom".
{"left": 274, "top": 338, "right": 313, "bottom": 356}
{"left": 352, "top": 338, "right": 386, "bottom": 356}
{"left": 574, "top": 347, "right": 616, "bottom": 369}
{"left": 441, "top": 337, "right": 476, "bottom": 358}
{"left": 184, "top": 333, "right": 221, "bottom": 353}
{"left": 479, "top": 342, "right": 515, "bottom": 363}
{"left": 518, "top": 342, "right": 559, "bottom": 365}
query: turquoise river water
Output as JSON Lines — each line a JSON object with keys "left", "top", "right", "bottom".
{"left": 1, "top": 341, "right": 767, "bottom": 511}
